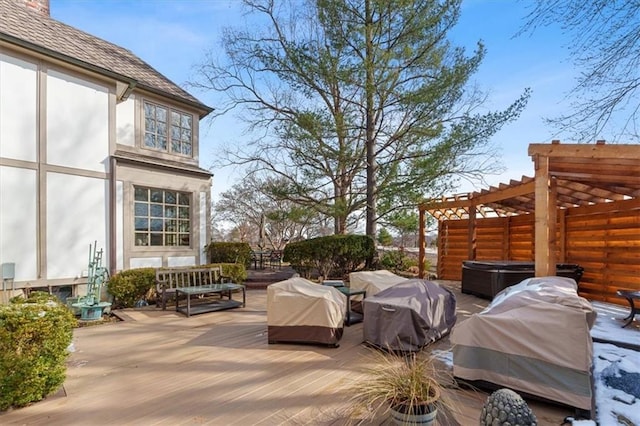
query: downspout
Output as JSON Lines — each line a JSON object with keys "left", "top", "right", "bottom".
{"left": 109, "top": 156, "right": 117, "bottom": 276}
{"left": 108, "top": 80, "right": 133, "bottom": 276}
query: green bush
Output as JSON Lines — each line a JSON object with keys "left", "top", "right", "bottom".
{"left": 379, "top": 250, "right": 418, "bottom": 273}
{"left": 283, "top": 235, "right": 375, "bottom": 279}
{"left": 0, "top": 292, "right": 76, "bottom": 411}
{"left": 107, "top": 267, "right": 156, "bottom": 308}
{"left": 206, "top": 242, "right": 253, "bottom": 267}
{"left": 216, "top": 262, "right": 248, "bottom": 284}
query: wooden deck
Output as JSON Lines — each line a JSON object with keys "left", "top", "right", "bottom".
{"left": 1, "top": 282, "right": 574, "bottom": 425}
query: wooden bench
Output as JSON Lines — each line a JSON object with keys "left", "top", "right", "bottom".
{"left": 155, "top": 266, "right": 228, "bottom": 310}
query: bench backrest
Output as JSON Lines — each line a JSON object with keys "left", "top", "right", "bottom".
{"left": 155, "top": 267, "right": 223, "bottom": 291}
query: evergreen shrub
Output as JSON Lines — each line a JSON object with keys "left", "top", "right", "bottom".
{"left": 107, "top": 267, "right": 156, "bottom": 308}
{"left": 380, "top": 250, "right": 418, "bottom": 273}
{"left": 283, "top": 235, "right": 375, "bottom": 279}
{"left": 206, "top": 242, "right": 253, "bottom": 267}
{"left": 0, "top": 292, "right": 76, "bottom": 411}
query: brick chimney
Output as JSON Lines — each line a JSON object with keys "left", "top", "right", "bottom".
{"left": 22, "top": 0, "right": 50, "bottom": 16}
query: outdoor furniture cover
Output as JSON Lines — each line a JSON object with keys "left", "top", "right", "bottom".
{"left": 363, "top": 279, "right": 457, "bottom": 352}
{"left": 267, "top": 277, "right": 346, "bottom": 346}
{"left": 349, "top": 270, "right": 408, "bottom": 313}
{"left": 451, "top": 276, "right": 596, "bottom": 411}
{"left": 349, "top": 270, "right": 408, "bottom": 297}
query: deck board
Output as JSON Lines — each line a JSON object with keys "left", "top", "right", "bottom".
{"left": 0, "top": 281, "right": 575, "bottom": 425}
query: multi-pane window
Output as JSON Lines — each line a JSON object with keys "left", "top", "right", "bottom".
{"left": 144, "top": 101, "right": 193, "bottom": 156}
{"left": 134, "top": 187, "right": 190, "bottom": 246}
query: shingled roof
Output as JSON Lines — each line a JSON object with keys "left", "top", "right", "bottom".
{"left": 0, "top": 0, "right": 212, "bottom": 117}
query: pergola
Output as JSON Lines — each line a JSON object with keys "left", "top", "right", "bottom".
{"left": 418, "top": 141, "right": 640, "bottom": 282}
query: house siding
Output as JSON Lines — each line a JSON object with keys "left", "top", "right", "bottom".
{"left": 46, "top": 68, "right": 110, "bottom": 173}
{"left": 0, "top": 167, "right": 38, "bottom": 282}
{"left": 46, "top": 171, "right": 108, "bottom": 279}
{"left": 116, "top": 96, "right": 135, "bottom": 147}
{"left": 0, "top": 53, "right": 38, "bottom": 162}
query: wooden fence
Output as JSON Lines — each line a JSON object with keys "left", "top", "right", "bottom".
{"left": 436, "top": 198, "right": 640, "bottom": 304}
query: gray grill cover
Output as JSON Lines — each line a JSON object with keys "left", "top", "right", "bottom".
{"left": 363, "top": 279, "right": 457, "bottom": 351}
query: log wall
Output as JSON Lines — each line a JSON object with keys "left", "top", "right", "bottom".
{"left": 436, "top": 198, "right": 640, "bottom": 304}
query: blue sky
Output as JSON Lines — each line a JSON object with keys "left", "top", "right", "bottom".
{"left": 50, "top": 0, "right": 578, "bottom": 200}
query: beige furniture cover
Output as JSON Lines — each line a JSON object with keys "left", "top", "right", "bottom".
{"left": 451, "top": 276, "right": 595, "bottom": 411}
{"left": 349, "top": 270, "right": 408, "bottom": 313}
{"left": 349, "top": 270, "right": 408, "bottom": 296}
{"left": 267, "top": 277, "right": 346, "bottom": 347}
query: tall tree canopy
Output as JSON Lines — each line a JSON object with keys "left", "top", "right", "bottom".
{"left": 193, "top": 0, "right": 528, "bottom": 236}
{"left": 522, "top": 1, "right": 640, "bottom": 141}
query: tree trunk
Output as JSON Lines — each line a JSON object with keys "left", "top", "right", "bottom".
{"left": 364, "top": 0, "right": 377, "bottom": 238}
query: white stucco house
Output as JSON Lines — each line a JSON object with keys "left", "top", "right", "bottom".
{"left": 0, "top": 0, "right": 213, "bottom": 299}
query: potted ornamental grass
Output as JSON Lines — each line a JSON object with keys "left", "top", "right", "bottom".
{"left": 348, "top": 349, "right": 453, "bottom": 425}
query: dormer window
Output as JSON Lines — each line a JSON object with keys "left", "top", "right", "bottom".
{"left": 143, "top": 101, "right": 193, "bottom": 156}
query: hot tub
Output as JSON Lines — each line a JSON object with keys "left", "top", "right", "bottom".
{"left": 461, "top": 261, "right": 583, "bottom": 299}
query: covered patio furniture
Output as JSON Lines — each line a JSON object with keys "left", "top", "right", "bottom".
{"left": 451, "top": 276, "right": 596, "bottom": 412}
{"left": 363, "top": 279, "right": 457, "bottom": 352}
{"left": 267, "top": 277, "right": 346, "bottom": 347}
{"left": 349, "top": 270, "right": 408, "bottom": 313}
{"left": 349, "top": 270, "right": 408, "bottom": 296}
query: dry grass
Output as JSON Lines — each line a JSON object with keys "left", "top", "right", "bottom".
{"left": 345, "top": 348, "right": 457, "bottom": 424}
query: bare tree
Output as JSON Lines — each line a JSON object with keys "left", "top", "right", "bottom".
{"left": 214, "top": 175, "right": 322, "bottom": 249}
{"left": 522, "top": 1, "right": 640, "bottom": 141}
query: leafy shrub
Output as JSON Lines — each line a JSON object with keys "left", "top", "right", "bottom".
{"left": 284, "top": 235, "right": 375, "bottom": 279}
{"left": 217, "top": 262, "right": 248, "bottom": 284}
{"left": 0, "top": 292, "right": 76, "bottom": 411}
{"left": 107, "top": 268, "right": 156, "bottom": 308}
{"left": 206, "top": 242, "right": 253, "bottom": 267}
{"left": 379, "top": 250, "right": 419, "bottom": 274}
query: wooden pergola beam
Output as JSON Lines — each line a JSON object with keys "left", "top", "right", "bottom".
{"left": 528, "top": 142, "right": 640, "bottom": 159}
{"left": 534, "top": 155, "right": 554, "bottom": 276}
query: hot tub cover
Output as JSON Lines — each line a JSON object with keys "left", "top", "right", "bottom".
{"left": 451, "top": 276, "right": 596, "bottom": 410}
{"left": 363, "top": 279, "right": 457, "bottom": 352}
{"left": 267, "top": 277, "right": 346, "bottom": 346}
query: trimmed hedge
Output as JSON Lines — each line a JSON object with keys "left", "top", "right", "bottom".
{"left": 0, "top": 292, "right": 76, "bottom": 411}
{"left": 107, "top": 267, "right": 156, "bottom": 308}
{"left": 283, "top": 235, "right": 375, "bottom": 279}
{"left": 206, "top": 242, "right": 253, "bottom": 268}
{"left": 107, "top": 263, "right": 248, "bottom": 308}
{"left": 216, "top": 263, "right": 247, "bottom": 285}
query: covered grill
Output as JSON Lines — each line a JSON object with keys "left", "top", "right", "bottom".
{"left": 363, "top": 279, "right": 457, "bottom": 352}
